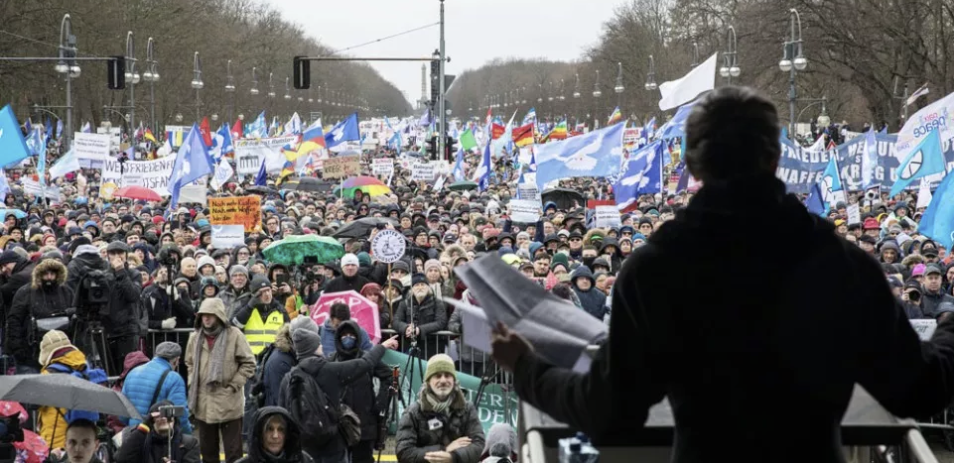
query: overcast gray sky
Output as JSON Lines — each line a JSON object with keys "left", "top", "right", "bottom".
{"left": 270, "top": 0, "right": 628, "bottom": 107}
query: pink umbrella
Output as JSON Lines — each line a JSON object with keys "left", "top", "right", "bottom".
{"left": 310, "top": 291, "right": 381, "bottom": 344}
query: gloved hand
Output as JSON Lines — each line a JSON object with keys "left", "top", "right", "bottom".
{"left": 161, "top": 318, "right": 177, "bottom": 330}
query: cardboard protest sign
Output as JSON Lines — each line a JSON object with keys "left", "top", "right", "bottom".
{"left": 209, "top": 196, "right": 262, "bottom": 232}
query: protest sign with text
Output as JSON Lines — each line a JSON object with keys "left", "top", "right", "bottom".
{"left": 209, "top": 196, "right": 262, "bottom": 232}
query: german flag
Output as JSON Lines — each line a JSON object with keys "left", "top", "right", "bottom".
{"left": 143, "top": 128, "right": 157, "bottom": 144}
{"left": 512, "top": 123, "right": 534, "bottom": 147}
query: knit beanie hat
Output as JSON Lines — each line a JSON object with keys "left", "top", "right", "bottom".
{"left": 292, "top": 328, "right": 321, "bottom": 360}
{"left": 38, "top": 330, "right": 75, "bottom": 366}
{"left": 290, "top": 315, "right": 320, "bottom": 335}
{"left": 229, "top": 265, "right": 249, "bottom": 278}
{"left": 424, "top": 353, "right": 457, "bottom": 382}
{"left": 424, "top": 259, "right": 441, "bottom": 274}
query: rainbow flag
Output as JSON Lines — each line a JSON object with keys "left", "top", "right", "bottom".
{"left": 607, "top": 106, "right": 623, "bottom": 125}
{"left": 541, "top": 120, "right": 567, "bottom": 142}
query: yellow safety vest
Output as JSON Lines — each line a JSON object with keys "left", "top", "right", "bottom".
{"left": 244, "top": 308, "right": 284, "bottom": 355}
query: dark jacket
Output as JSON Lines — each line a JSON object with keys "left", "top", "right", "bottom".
{"left": 393, "top": 293, "right": 447, "bottom": 337}
{"left": 279, "top": 344, "right": 388, "bottom": 457}
{"left": 262, "top": 326, "right": 296, "bottom": 407}
{"left": 921, "top": 289, "right": 954, "bottom": 318}
{"left": 395, "top": 387, "right": 485, "bottom": 463}
{"left": 66, "top": 246, "right": 142, "bottom": 338}
{"left": 512, "top": 175, "right": 954, "bottom": 462}
{"left": 323, "top": 273, "right": 371, "bottom": 294}
{"left": 320, "top": 319, "right": 373, "bottom": 358}
{"left": 141, "top": 283, "right": 195, "bottom": 329}
{"left": 5, "top": 259, "right": 73, "bottom": 369}
{"left": 236, "top": 407, "right": 315, "bottom": 463}
{"left": 0, "top": 257, "right": 34, "bottom": 311}
{"left": 328, "top": 320, "right": 392, "bottom": 443}
{"left": 571, "top": 266, "right": 607, "bottom": 320}
{"left": 114, "top": 412, "right": 200, "bottom": 463}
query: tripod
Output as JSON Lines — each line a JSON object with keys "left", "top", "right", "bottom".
{"left": 76, "top": 318, "right": 111, "bottom": 376}
{"left": 375, "top": 367, "right": 401, "bottom": 463}
{"left": 397, "top": 339, "right": 424, "bottom": 407}
{"left": 473, "top": 365, "right": 502, "bottom": 409}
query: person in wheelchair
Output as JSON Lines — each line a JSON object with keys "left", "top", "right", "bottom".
{"left": 5, "top": 257, "right": 74, "bottom": 374}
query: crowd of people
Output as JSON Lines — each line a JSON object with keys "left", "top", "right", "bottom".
{"left": 0, "top": 87, "right": 953, "bottom": 463}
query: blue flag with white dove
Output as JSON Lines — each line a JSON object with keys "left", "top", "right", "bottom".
{"left": 613, "top": 139, "right": 664, "bottom": 211}
{"left": 475, "top": 140, "right": 491, "bottom": 191}
{"left": 169, "top": 123, "right": 214, "bottom": 207}
{"left": 246, "top": 111, "right": 267, "bottom": 139}
{"left": 0, "top": 106, "right": 30, "bottom": 168}
{"left": 919, "top": 164, "right": 954, "bottom": 251}
{"left": 820, "top": 154, "right": 845, "bottom": 212}
{"left": 534, "top": 122, "right": 625, "bottom": 190}
{"left": 889, "top": 128, "right": 945, "bottom": 197}
{"left": 324, "top": 112, "right": 360, "bottom": 149}
{"left": 209, "top": 124, "right": 234, "bottom": 161}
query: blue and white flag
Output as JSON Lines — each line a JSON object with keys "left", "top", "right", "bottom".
{"left": 419, "top": 108, "right": 431, "bottom": 127}
{"left": 522, "top": 107, "right": 537, "bottom": 126}
{"left": 80, "top": 121, "right": 91, "bottom": 133}
{"left": 0, "top": 106, "right": 30, "bottom": 168}
{"left": 209, "top": 124, "right": 234, "bottom": 161}
{"left": 806, "top": 183, "right": 826, "bottom": 216}
{"left": 820, "top": 154, "right": 844, "bottom": 210}
{"left": 246, "top": 111, "right": 267, "bottom": 139}
{"left": 55, "top": 120, "right": 63, "bottom": 140}
{"left": 452, "top": 145, "right": 465, "bottom": 182}
{"left": 613, "top": 140, "right": 664, "bottom": 211}
{"left": 36, "top": 130, "right": 47, "bottom": 185}
{"left": 324, "top": 112, "right": 360, "bottom": 149}
{"left": 169, "top": 123, "right": 214, "bottom": 207}
{"left": 919, "top": 164, "right": 954, "bottom": 251}
{"left": 657, "top": 102, "right": 696, "bottom": 140}
{"left": 283, "top": 113, "right": 302, "bottom": 136}
{"left": 534, "top": 122, "right": 625, "bottom": 189}
{"left": 475, "top": 140, "right": 491, "bottom": 191}
{"left": 890, "top": 128, "right": 946, "bottom": 197}
{"left": 49, "top": 146, "right": 79, "bottom": 179}
{"left": 862, "top": 129, "right": 879, "bottom": 189}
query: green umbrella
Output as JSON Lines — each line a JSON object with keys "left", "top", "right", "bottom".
{"left": 262, "top": 234, "right": 344, "bottom": 266}
{"left": 448, "top": 180, "right": 478, "bottom": 191}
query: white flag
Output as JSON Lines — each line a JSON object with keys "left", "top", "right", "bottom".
{"left": 658, "top": 53, "right": 718, "bottom": 111}
{"left": 906, "top": 83, "right": 930, "bottom": 107}
{"left": 917, "top": 178, "right": 933, "bottom": 210}
{"left": 49, "top": 147, "right": 80, "bottom": 179}
{"left": 210, "top": 160, "right": 234, "bottom": 191}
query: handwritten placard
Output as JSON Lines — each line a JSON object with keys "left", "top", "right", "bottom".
{"left": 411, "top": 162, "right": 436, "bottom": 181}
{"left": 509, "top": 199, "right": 540, "bottom": 223}
{"left": 323, "top": 156, "right": 361, "bottom": 179}
{"left": 372, "top": 158, "right": 394, "bottom": 176}
{"left": 911, "top": 319, "right": 937, "bottom": 341}
{"left": 209, "top": 196, "right": 262, "bottom": 233}
{"left": 595, "top": 206, "right": 621, "bottom": 228}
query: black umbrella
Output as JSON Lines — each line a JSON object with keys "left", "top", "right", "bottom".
{"left": 285, "top": 177, "right": 333, "bottom": 193}
{"left": 332, "top": 217, "right": 398, "bottom": 240}
{"left": 0, "top": 374, "right": 141, "bottom": 419}
{"left": 245, "top": 185, "right": 276, "bottom": 196}
{"left": 541, "top": 187, "right": 585, "bottom": 210}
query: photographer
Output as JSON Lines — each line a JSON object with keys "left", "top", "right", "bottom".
{"left": 102, "top": 242, "right": 144, "bottom": 375}
{"left": 285, "top": 266, "right": 324, "bottom": 319}
{"left": 115, "top": 400, "right": 200, "bottom": 463}
{"left": 142, "top": 266, "right": 194, "bottom": 331}
{"left": 902, "top": 279, "right": 928, "bottom": 319}
{"left": 5, "top": 256, "right": 74, "bottom": 373}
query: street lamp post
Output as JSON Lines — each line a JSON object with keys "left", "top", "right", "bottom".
{"left": 573, "top": 73, "right": 581, "bottom": 127}
{"left": 124, "top": 31, "right": 140, "bottom": 134}
{"left": 191, "top": 52, "right": 203, "bottom": 121}
{"left": 690, "top": 42, "right": 700, "bottom": 67}
{"left": 645, "top": 55, "right": 658, "bottom": 92}
{"left": 142, "top": 37, "right": 159, "bottom": 132}
{"left": 779, "top": 8, "right": 807, "bottom": 140}
{"left": 719, "top": 26, "right": 740, "bottom": 85}
{"left": 284, "top": 76, "right": 292, "bottom": 104}
{"left": 593, "top": 70, "right": 602, "bottom": 127}
{"left": 614, "top": 62, "right": 625, "bottom": 110}
{"left": 224, "top": 59, "right": 235, "bottom": 124}
{"left": 56, "top": 14, "right": 79, "bottom": 147}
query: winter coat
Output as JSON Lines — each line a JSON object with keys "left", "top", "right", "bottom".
{"left": 921, "top": 289, "right": 954, "bottom": 318}
{"left": 220, "top": 285, "right": 252, "bottom": 320}
{"left": 395, "top": 387, "right": 485, "bottom": 463}
{"left": 512, "top": 174, "right": 954, "bottom": 462}
{"left": 320, "top": 318, "right": 373, "bottom": 358}
{"left": 184, "top": 299, "right": 256, "bottom": 423}
{"left": 6, "top": 259, "right": 74, "bottom": 370}
{"left": 121, "top": 357, "right": 193, "bottom": 433}
{"left": 66, "top": 246, "right": 143, "bottom": 338}
{"left": 236, "top": 407, "right": 315, "bottom": 463}
{"left": 278, "top": 344, "right": 388, "bottom": 457}
{"left": 328, "top": 320, "right": 392, "bottom": 443}
{"left": 393, "top": 293, "right": 447, "bottom": 337}
{"left": 262, "top": 325, "right": 296, "bottom": 407}
{"left": 142, "top": 283, "right": 195, "bottom": 329}
{"left": 0, "top": 257, "right": 34, "bottom": 311}
{"left": 114, "top": 418, "right": 200, "bottom": 463}
{"left": 38, "top": 348, "right": 90, "bottom": 450}
{"left": 323, "top": 273, "right": 371, "bottom": 294}
{"left": 570, "top": 267, "right": 607, "bottom": 320}
{"left": 107, "top": 351, "right": 150, "bottom": 434}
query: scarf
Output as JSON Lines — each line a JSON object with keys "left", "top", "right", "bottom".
{"left": 420, "top": 384, "right": 464, "bottom": 415}
{"left": 188, "top": 322, "right": 229, "bottom": 412}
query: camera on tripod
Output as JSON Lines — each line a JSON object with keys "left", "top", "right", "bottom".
{"left": 158, "top": 405, "right": 184, "bottom": 419}
{"left": 76, "top": 270, "right": 111, "bottom": 319}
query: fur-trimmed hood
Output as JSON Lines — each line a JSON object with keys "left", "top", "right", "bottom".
{"left": 31, "top": 258, "right": 67, "bottom": 289}
{"left": 273, "top": 323, "right": 294, "bottom": 353}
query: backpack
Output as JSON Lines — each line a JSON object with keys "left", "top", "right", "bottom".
{"left": 46, "top": 362, "right": 108, "bottom": 423}
{"left": 281, "top": 365, "right": 339, "bottom": 447}
{"left": 250, "top": 343, "right": 277, "bottom": 408}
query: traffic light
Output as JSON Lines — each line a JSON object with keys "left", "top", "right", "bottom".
{"left": 430, "top": 58, "right": 440, "bottom": 107}
{"left": 445, "top": 135, "right": 457, "bottom": 161}
{"left": 293, "top": 56, "right": 310, "bottom": 89}
{"left": 425, "top": 136, "right": 439, "bottom": 160}
{"left": 107, "top": 56, "right": 125, "bottom": 90}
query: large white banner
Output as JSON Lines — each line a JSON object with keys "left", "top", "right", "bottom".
{"left": 234, "top": 136, "right": 298, "bottom": 175}
{"left": 99, "top": 157, "right": 176, "bottom": 199}
{"left": 73, "top": 132, "right": 111, "bottom": 166}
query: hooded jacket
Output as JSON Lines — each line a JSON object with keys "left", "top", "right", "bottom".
{"left": 6, "top": 258, "right": 74, "bottom": 369}
{"left": 328, "top": 320, "right": 392, "bottom": 442}
{"left": 570, "top": 266, "right": 607, "bottom": 321}
{"left": 278, "top": 342, "right": 389, "bottom": 457}
{"left": 512, "top": 175, "right": 954, "bottom": 463}
{"left": 184, "top": 298, "right": 256, "bottom": 423}
{"left": 236, "top": 407, "right": 315, "bottom": 463}
{"left": 38, "top": 347, "right": 90, "bottom": 450}
{"left": 320, "top": 318, "right": 373, "bottom": 358}
{"left": 262, "top": 324, "right": 296, "bottom": 407}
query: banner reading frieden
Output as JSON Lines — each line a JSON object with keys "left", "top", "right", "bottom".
{"left": 99, "top": 157, "right": 176, "bottom": 200}
{"left": 381, "top": 349, "right": 518, "bottom": 433}
{"left": 234, "top": 136, "right": 299, "bottom": 175}
{"left": 208, "top": 195, "right": 262, "bottom": 233}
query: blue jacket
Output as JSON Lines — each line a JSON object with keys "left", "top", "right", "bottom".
{"left": 121, "top": 357, "right": 193, "bottom": 434}
{"left": 320, "top": 319, "right": 373, "bottom": 357}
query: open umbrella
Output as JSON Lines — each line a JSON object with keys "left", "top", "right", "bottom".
{"left": 285, "top": 177, "right": 333, "bottom": 193}
{"left": 0, "top": 374, "right": 141, "bottom": 419}
{"left": 335, "top": 176, "right": 392, "bottom": 198}
{"left": 541, "top": 187, "right": 585, "bottom": 210}
{"left": 333, "top": 217, "right": 397, "bottom": 240}
{"left": 449, "top": 180, "right": 478, "bottom": 191}
{"left": 246, "top": 185, "right": 277, "bottom": 196}
{"left": 0, "top": 209, "right": 27, "bottom": 220}
{"left": 311, "top": 291, "right": 382, "bottom": 344}
{"left": 262, "top": 234, "right": 345, "bottom": 265}
{"left": 112, "top": 185, "right": 162, "bottom": 202}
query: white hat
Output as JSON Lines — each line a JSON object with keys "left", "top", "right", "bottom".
{"left": 341, "top": 253, "right": 359, "bottom": 267}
